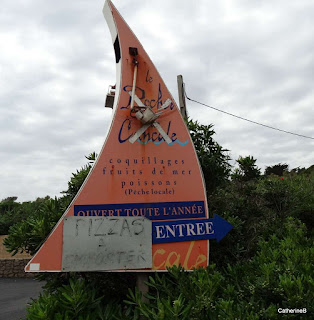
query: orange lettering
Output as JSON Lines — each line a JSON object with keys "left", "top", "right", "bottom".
{"left": 165, "top": 252, "right": 181, "bottom": 268}
{"left": 182, "top": 241, "right": 195, "bottom": 269}
{"left": 153, "top": 249, "right": 166, "bottom": 270}
{"left": 190, "top": 254, "right": 207, "bottom": 269}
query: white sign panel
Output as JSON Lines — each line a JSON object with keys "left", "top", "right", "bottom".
{"left": 62, "top": 217, "right": 152, "bottom": 271}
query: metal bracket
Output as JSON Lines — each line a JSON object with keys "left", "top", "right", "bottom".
{"left": 128, "top": 91, "right": 173, "bottom": 144}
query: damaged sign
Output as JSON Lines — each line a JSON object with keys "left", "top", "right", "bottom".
{"left": 62, "top": 216, "right": 152, "bottom": 271}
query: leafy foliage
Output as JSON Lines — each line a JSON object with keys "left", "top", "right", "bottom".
{"left": 3, "top": 197, "right": 67, "bottom": 255}
{"left": 265, "top": 163, "right": 289, "bottom": 176}
{"left": 0, "top": 196, "right": 50, "bottom": 235}
{"left": 123, "top": 218, "right": 313, "bottom": 319}
{"left": 2, "top": 121, "right": 314, "bottom": 319}
{"left": 187, "top": 119, "right": 231, "bottom": 194}
{"left": 25, "top": 278, "right": 106, "bottom": 320}
{"left": 3, "top": 152, "right": 97, "bottom": 255}
{"left": 29, "top": 219, "right": 312, "bottom": 320}
{"left": 61, "top": 152, "right": 97, "bottom": 201}
{"left": 0, "top": 197, "right": 21, "bottom": 235}
{"left": 209, "top": 171, "right": 314, "bottom": 267}
{"left": 232, "top": 155, "right": 261, "bottom": 182}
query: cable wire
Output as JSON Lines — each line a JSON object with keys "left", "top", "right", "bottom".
{"left": 184, "top": 85, "right": 314, "bottom": 140}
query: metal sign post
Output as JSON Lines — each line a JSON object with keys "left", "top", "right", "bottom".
{"left": 177, "top": 75, "right": 188, "bottom": 121}
{"left": 136, "top": 273, "right": 149, "bottom": 303}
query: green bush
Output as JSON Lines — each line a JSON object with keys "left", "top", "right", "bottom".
{"left": 26, "top": 278, "right": 104, "bottom": 320}
{"left": 208, "top": 171, "right": 314, "bottom": 267}
{"left": 187, "top": 119, "right": 231, "bottom": 194}
{"left": 124, "top": 218, "right": 313, "bottom": 320}
{"left": 232, "top": 155, "right": 261, "bottom": 182}
{"left": 27, "top": 226, "right": 314, "bottom": 320}
{"left": 0, "top": 196, "right": 52, "bottom": 235}
{"left": 4, "top": 197, "right": 66, "bottom": 256}
{"left": 3, "top": 123, "right": 313, "bottom": 319}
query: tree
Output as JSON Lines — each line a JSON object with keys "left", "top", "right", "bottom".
{"left": 61, "top": 152, "right": 97, "bottom": 201}
{"left": 0, "top": 197, "right": 50, "bottom": 235}
{"left": 187, "top": 119, "right": 231, "bottom": 194}
{"left": 232, "top": 156, "right": 261, "bottom": 182}
{"left": 264, "top": 163, "right": 288, "bottom": 176}
{"left": 3, "top": 197, "right": 66, "bottom": 255}
{"left": 0, "top": 197, "right": 20, "bottom": 235}
{"left": 4, "top": 119, "right": 314, "bottom": 319}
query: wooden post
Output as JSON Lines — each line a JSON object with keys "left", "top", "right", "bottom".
{"left": 177, "top": 75, "right": 188, "bottom": 121}
{"left": 136, "top": 273, "right": 149, "bottom": 303}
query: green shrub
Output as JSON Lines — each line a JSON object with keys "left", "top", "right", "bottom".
{"left": 124, "top": 218, "right": 313, "bottom": 320}
{"left": 3, "top": 125, "right": 313, "bottom": 319}
{"left": 4, "top": 197, "right": 66, "bottom": 256}
{"left": 0, "top": 196, "right": 51, "bottom": 235}
{"left": 187, "top": 119, "right": 231, "bottom": 194}
{"left": 26, "top": 278, "right": 106, "bottom": 320}
{"left": 208, "top": 171, "right": 314, "bottom": 267}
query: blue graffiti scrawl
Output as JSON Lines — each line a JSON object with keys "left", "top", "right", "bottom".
{"left": 118, "top": 83, "right": 189, "bottom": 146}
{"left": 137, "top": 139, "right": 189, "bottom": 146}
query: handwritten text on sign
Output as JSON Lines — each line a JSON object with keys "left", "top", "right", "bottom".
{"left": 62, "top": 217, "right": 152, "bottom": 271}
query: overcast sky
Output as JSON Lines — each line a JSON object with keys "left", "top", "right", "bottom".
{"left": 1, "top": 0, "right": 314, "bottom": 202}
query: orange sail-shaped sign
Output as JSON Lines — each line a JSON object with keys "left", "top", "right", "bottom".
{"left": 25, "top": 0, "right": 209, "bottom": 272}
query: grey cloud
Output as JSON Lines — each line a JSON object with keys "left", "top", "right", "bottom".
{"left": 1, "top": 0, "right": 314, "bottom": 201}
